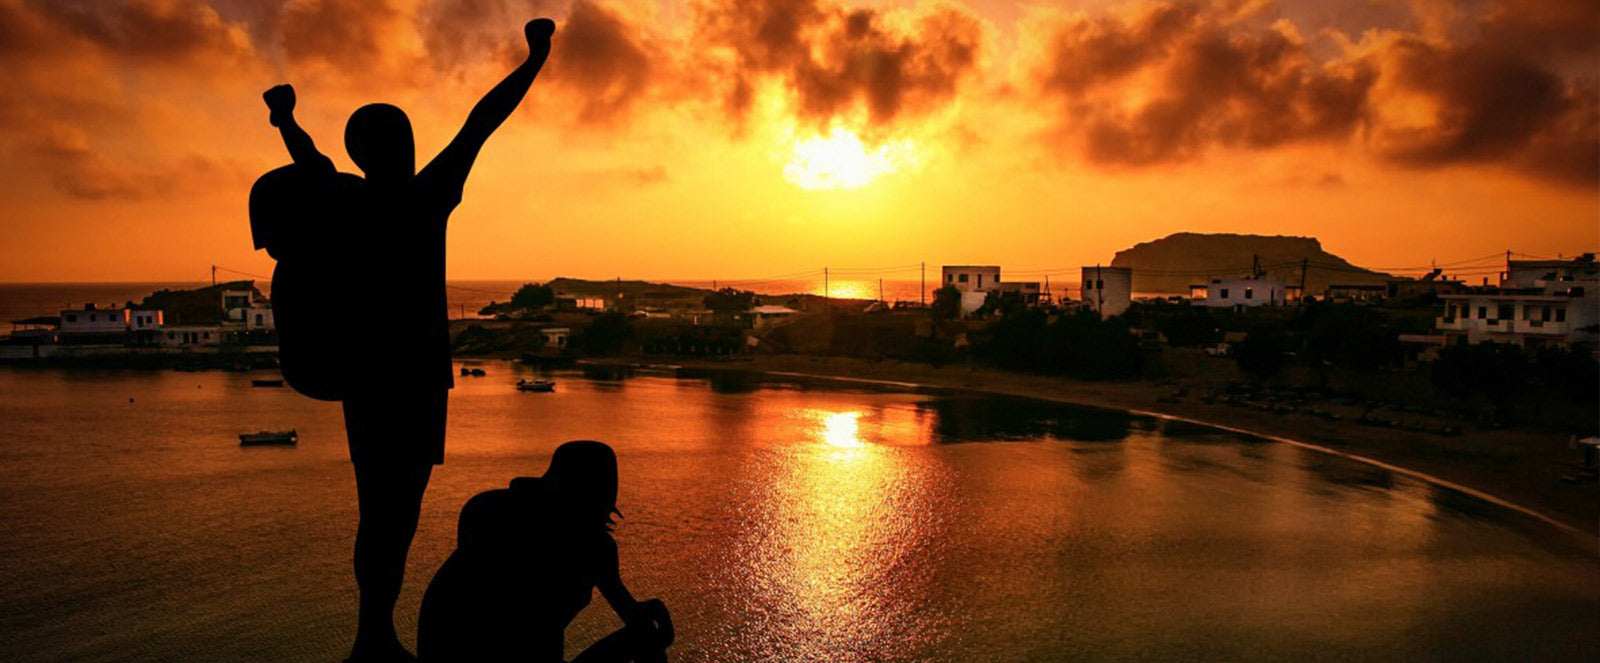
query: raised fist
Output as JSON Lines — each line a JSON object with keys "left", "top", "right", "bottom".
{"left": 525, "top": 18, "right": 554, "bottom": 61}
{"left": 263, "top": 84, "right": 295, "bottom": 126}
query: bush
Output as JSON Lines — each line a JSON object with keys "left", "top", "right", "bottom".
{"left": 1530, "top": 345, "right": 1599, "bottom": 403}
{"left": 931, "top": 285, "right": 962, "bottom": 321}
{"left": 1295, "top": 301, "right": 1402, "bottom": 370}
{"left": 1431, "top": 342, "right": 1527, "bottom": 405}
{"left": 572, "top": 312, "right": 632, "bottom": 356}
{"left": 976, "top": 308, "right": 1141, "bottom": 379}
{"left": 1155, "top": 308, "right": 1222, "bottom": 347}
{"left": 1233, "top": 330, "right": 1290, "bottom": 380}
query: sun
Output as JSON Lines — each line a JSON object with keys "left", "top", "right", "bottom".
{"left": 783, "top": 127, "right": 912, "bottom": 190}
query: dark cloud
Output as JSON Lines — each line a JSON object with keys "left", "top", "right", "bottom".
{"left": 0, "top": 0, "right": 252, "bottom": 64}
{"left": 544, "top": 0, "right": 654, "bottom": 124}
{"left": 277, "top": 0, "right": 421, "bottom": 82}
{"left": 1476, "top": 0, "right": 1599, "bottom": 61}
{"left": 695, "top": 0, "right": 984, "bottom": 131}
{"left": 1370, "top": 36, "right": 1598, "bottom": 185}
{"left": 1026, "top": 0, "right": 1598, "bottom": 185}
{"left": 19, "top": 124, "right": 246, "bottom": 200}
{"left": 0, "top": 0, "right": 259, "bottom": 200}
{"left": 1032, "top": 2, "right": 1374, "bottom": 165}
{"left": 421, "top": 0, "right": 557, "bottom": 72}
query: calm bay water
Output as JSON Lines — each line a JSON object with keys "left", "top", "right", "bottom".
{"left": 0, "top": 364, "right": 1595, "bottom": 662}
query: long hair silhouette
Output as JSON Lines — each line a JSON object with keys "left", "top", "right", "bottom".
{"left": 419, "top": 441, "right": 673, "bottom": 663}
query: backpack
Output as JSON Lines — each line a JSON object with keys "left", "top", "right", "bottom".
{"left": 248, "top": 163, "right": 362, "bottom": 401}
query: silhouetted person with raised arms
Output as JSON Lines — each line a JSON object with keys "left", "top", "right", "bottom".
{"left": 418, "top": 441, "right": 673, "bottom": 662}
{"left": 254, "top": 17, "right": 555, "bottom": 663}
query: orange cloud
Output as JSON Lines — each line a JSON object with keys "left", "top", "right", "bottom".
{"left": 694, "top": 0, "right": 986, "bottom": 133}
{"left": 0, "top": 0, "right": 260, "bottom": 200}
{"left": 1020, "top": 0, "right": 1598, "bottom": 185}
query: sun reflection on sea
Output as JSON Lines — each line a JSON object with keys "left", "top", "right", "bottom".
{"left": 813, "top": 280, "right": 878, "bottom": 301}
{"left": 822, "top": 411, "right": 865, "bottom": 449}
{"left": 728, "top": 406, "right": 953, "bottom": 658}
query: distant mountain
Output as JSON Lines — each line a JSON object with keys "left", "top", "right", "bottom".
{"left": 546, "top": 277, "right": 710, "bottom": 302}
{"left": 1108, "top": 233, "right": 1390, "bottom": 294}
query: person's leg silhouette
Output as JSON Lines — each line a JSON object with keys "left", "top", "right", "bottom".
{"left": 344, "top": 389, "right": 446, "bottom": 662}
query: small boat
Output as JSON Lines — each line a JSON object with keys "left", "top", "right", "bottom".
{"left": 239, "top": 429, "right": 297, "bottom": 446}
{"left": 470, "top": 368, "right": 487, "bottom": 377}
{"left": 251, "top": 378, "right": 285, "bottom": 387}
{"left": 517, "top": 378, "right": 556, "bottom": 392}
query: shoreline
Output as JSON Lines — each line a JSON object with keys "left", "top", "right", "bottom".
{"left": 582, "top": 355, "right": 1599, "bottom": 542}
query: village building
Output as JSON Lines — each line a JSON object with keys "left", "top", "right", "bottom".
{"left": 1080, "top": 266, "right": 1132, "bottom": 317}
{"left": 1435, "top": 255, "right": 1598, "bottom": 348}
{"left": 1190, "top": 276, "right": 1288, "bottom": 310}
{"left": 58, "top": 304, "right": 165, "bottom": 345}
{"left": 941, "top": 265, "right": 1001, "bottom": 316}
{"left": 749, "top": 304, "right": 799, "bottom": 329}
{"left": 540, "top": 327, "right": 570, "bottom": 350}
{"left": 1326, "top": 284, "right": 1387, "bottom": 303}
{"left": 998, "top": 281, "right": 1045, "bottom": 306}
{"left": 159, "top": 326, "right": 223, "bottom": 347}
{"left": 1386, "top": 270, "right": 1466, "bottom": 300}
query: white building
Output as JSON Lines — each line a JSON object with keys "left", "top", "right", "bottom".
{"left": 59, "top": 305, "right": 164, "bottom": 344}
{"left": 59, "top": 305, "right": 130, "bottom": 335}
{"left": 1192, "top": 277, "right": 1287, "bottom": 309}
{"left": 541, "top": 327, "right": 570, "bottom": 349}
{"left": 128, "top": 310, "right": 162, "bottom": 330}
{"left": 1080, "top": 266, "right": 1132, "bottom": 317}
{"left": 243, "top": 306, "right": 275, "bottom": 330}
{"left": 222, "top": 289, "right": 253, "bottom": 316}
{"left": 1436, "top": 256, "right": 1598, "bottom": 348}
{"left": 222, "top": 288, "right": 274, "bottom": 331}
{"left": 159, "top": 326, "right": 222, "bottom": 347}
{"left": 749, "top": 305, "right": 798, "bottom": 329}
{"left": 1503, "top": 257, "right": 1595, "bottom": 290}
{"left": 941, "top": 265, "right": 1001, "bottom": 316}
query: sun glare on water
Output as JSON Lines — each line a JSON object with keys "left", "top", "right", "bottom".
{"left": 784, "top": 128, "right": 913, "bottom": 190}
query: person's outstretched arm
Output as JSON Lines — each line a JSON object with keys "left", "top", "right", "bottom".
{"left": 420, "top": 18, "right": 553, "bottom": 205}
{"left": 263, "top": 85, "right": 333, "bottom": 173}
{"left": 588, "top": 537, "right": 672, "bottom": 663}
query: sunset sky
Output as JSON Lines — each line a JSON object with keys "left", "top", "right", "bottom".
{"left": 0, "top": 0, "right": 1595, "bottom": 283}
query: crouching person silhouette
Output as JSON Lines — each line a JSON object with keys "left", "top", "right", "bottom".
{"left": 254, "top": 17, "right": 556, "bottom": 663}
{"left": 418, "top": 441, "right": 674, "bottom": 662}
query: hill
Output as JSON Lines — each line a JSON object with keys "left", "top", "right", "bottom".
{"left": 546, "top": 277, "right": 710, "bottom": 303}
{"left": 1108, "top": 233, "right": 1389, "bottom": 294}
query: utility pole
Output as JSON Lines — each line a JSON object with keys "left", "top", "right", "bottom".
{"left": 1298, "top": 258, "right": 1308, "bottom": 305}
{"left": 920, "top": 262, "right": 926, "bottom": 306}
{"left": 824, "top": 267, "right": 829, "bottom": 312}
{"left": 878, "top": 277, "right": 883, "bottom": 302}
{"left": 211, "top": 265, "right": 216, "bottom": 286}
{"left": 1044, "top": 275, "right": 1051, "bottom": 304}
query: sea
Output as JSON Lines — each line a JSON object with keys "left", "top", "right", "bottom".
{"left": 0, "top": 363, "right": 1595, "bottom": 661}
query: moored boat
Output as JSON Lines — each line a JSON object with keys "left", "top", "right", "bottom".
{"left": 239, "top": 430, "right": 298, "bottom": 446}
{"left": 251, "top": 378, "right": 285, "bottom": 387}
{"left": 516, "top": 378, "right": 555, "bottom": 392}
